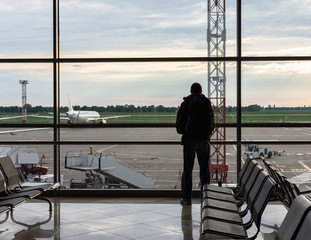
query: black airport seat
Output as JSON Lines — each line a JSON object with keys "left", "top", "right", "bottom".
{"left": 204, "top": 162, "right": 263, "bottom": 205}
{"left": 0, "top": 173, "right": 27, "bottom": 209}
{"left": 202, "top": 161, "right": 264, "bottom": 213}
{"left": 202, "top": 175, "right": 276, "bottom": 239}
{"left": 202, "top": 169, "right": 269, "bottom": 224}
{"left": 203, "top": 156, "right": 254, "bottom": 196}
{"left": 275, "top": 194, "right": 311, "bottom": 240}
{"left": 0, "top": 155, "right": 58, "bottom": 211}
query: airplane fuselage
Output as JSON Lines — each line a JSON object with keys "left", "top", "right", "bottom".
{"left": 66, "top": 111, "right": 103, "bottom": 124}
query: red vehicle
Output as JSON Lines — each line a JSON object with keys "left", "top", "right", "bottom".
{"left": 20, "top": 154, "right": 49, "bottom": 178}
{"left": 20, "top": 164, "right": 48, "bottom": 177}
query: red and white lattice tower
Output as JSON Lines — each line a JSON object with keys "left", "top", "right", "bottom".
{"left": 207, "top": 0, "right": 228, "bottom": 183}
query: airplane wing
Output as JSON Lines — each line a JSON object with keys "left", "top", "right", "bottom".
{"left": 0, "top": 128, "right": 52, "bottom": 135}
{"left": 102, "top": 115, "right": 131, "bottom": 120}
{"left": 0, "top": 114, "right": 39, "bottom": 121}
{"left": 87, "top": 115, "right": 130, "bottom": 124}
{"left": 48, "top": 112, "right": 67, "bottom": 116}
{"left": 32, "top": 115, "right": 68, "bottom": 120}
{"left": 0, "top": 115, "right": 53, "bottom": 134}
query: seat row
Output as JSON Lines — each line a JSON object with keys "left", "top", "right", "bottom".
{"left": 263, "top": 158, "right": 311, "bottom": 209}
{"left": 201, "top": 157, "right": 276, "bottom": 239}
{"left": 201, "top": 156, "right": 311, "bottom": 239}
{"left": 0, "top": 155, "right": 59, "bottom": 219}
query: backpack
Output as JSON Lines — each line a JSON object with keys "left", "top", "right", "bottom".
{"left": 184, "top": 95, "right": 214, "bottom": 137}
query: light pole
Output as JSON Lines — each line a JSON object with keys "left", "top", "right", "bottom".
{"left": 19, "top": 80, "right": 29, "bottom": 124}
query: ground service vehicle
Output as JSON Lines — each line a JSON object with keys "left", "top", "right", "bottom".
{"left": 244, "top": 145, "right": 273, "bottom": 159}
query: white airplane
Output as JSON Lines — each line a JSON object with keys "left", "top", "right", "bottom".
{"left": 0, "top": 95, "right": 130, "bottom": 134}
{"left": 65, "top": 94, "right": 130, "bottom": 124}
{"left": 34, "top": 94, "right": 130, "bottom": 124}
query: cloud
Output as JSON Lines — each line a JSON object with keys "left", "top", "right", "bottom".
{"left": 242, "top": 62, "right": 311, "bottom": 107}
{"left": 242, "top": 0, "right": 311, "bottom": 55}
{"left": 60, "top": 61, "right": 208, "bottom": 106}
{"left": 0, "top": 0, "right": 310, "bottom": 107}
{"left": 59, "top": 0, "right": 207, "bottom": 57}
{"left": 0, "top": 0, "right": 53, "bottom": 57}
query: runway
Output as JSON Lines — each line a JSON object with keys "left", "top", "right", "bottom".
{"left": 0, "top": 127, "right": 310, "bottom": 189}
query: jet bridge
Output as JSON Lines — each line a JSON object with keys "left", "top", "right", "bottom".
{"left": 65, "top": 151, "right": 155, "bottom": 189}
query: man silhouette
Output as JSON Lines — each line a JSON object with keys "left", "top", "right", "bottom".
{"left": 176, "top": 82, "right": 214, "bottom": 205}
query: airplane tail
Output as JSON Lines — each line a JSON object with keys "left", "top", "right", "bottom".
{"left": 67, "top": 93, "right": 74, "bottom": 112}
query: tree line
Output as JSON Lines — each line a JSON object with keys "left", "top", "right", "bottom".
{"left": 227, "top": 104, "right": 311, "bottom": 112}
{"left": 1, "top": 104, "right": 310, "bottom": 114}
{"left": 0, "top": 104, "right": 178, "bottom": 113}
{"left": 226, "top": 104, "right": 261, "bottom": 112}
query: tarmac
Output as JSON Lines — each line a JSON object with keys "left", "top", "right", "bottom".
{"left": 0, "top": 127, "right": 310, "bottom": 190}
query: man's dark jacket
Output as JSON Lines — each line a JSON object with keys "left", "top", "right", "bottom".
{"left": 176, "top": 94, "right": 214, "bottom": 145}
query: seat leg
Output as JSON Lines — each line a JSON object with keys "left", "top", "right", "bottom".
{"left": 35, "top": 197, "right": 53, "bottom": 211}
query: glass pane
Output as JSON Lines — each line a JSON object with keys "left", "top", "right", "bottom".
{"left": 242, "top": 0, "right": 311, "bottom": 56}
{"left": 242, "top": 144, "right": 311, "bottom": 190}
{"left": 0, "top": 145, "right": 55, "bottom": 183}
{"left": 60, "top": 128, "right": 179, "bottom": 141}
{"left": 60, "top": 0, "right": 236, "bottom": 58}
{"left": 242, "top": 61, "right": 311, "bottom": 123}
{"left": 0, "top": 0, "right": 53, "bottom": 58}
{"left": 0, "top": 63, "right": 53, "bottom": 125}
{"left": 0, "top": 128, "right": 53, "bottom": 141}
{"left": 222, "top": 0, "right": 237, "bottom": 57}
{"left": 210, "top": 144, "right": 237, "bottom": 185}
{"left": 59, "top": 62, "right": 236, "bottom": 124}
{"left": 243, "top": 128, "right": 311, "bottom": 142}
{"left": 61, "top": 144, "right": 183, "bottom": 189}
{"left": 60, "top": 144, "right": 237, "bottom": 189}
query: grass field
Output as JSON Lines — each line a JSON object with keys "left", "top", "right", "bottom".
{"left": 0, "top": 110, "right": 310, "bottom": 124}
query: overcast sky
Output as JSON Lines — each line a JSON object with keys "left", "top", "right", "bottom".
{"left": 0, "top": 0, "right": 310, "bottom": 108}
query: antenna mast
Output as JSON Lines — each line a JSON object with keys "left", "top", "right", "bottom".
{"left": 19, "top": 80, "right": 29, "bottom": 124}
{"left": 207, "top": 0, "right": 228, "bottom": 183}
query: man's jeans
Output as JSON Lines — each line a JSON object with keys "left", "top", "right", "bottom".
{"left": 181, "top": 138, "right": 210, "bottom": 201}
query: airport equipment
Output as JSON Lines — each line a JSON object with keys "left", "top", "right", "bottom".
{"left": 207, "top": 0, "right": 228, "bottom": 183}
{"left": 0, "top": 146, "right": 40, "bottom": 165}
{"left": 19, "top": 80, "right": 29, "bottom": 124}
{"left": 0, "top": 146, "right": 53, "bottom": 182}
{"left": 244, "top": 145, "right": 274, "bottom": 159}
{"left": 65, "top": 149, "right": 155, "bottom": 189}
{"left": 0, "top": 155, "right": 60, "bottom": 212}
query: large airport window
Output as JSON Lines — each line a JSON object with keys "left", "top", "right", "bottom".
{"left": 0, "top": 1, "right": 310, "bottom": 195}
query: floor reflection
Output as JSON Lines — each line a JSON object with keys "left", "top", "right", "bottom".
{"left": 0, "top": 198, "right": 286, "bottom": 240}
{"left": 181, "top": 205, "right": 193, "bottom": 240}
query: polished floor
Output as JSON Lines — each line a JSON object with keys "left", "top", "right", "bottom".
{"left": 0, "top": 197, "right": 287, "bottom": 240}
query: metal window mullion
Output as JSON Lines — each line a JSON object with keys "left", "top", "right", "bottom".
{"left": 236, "top": 0, "right": 242, "bottom": 180}
{"left": 53, "top": 0, "right": 60, "bottom": 184}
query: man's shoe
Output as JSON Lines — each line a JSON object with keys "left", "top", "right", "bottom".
{"left": 180, "top": 198, "right": 191, "bottom": 205}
